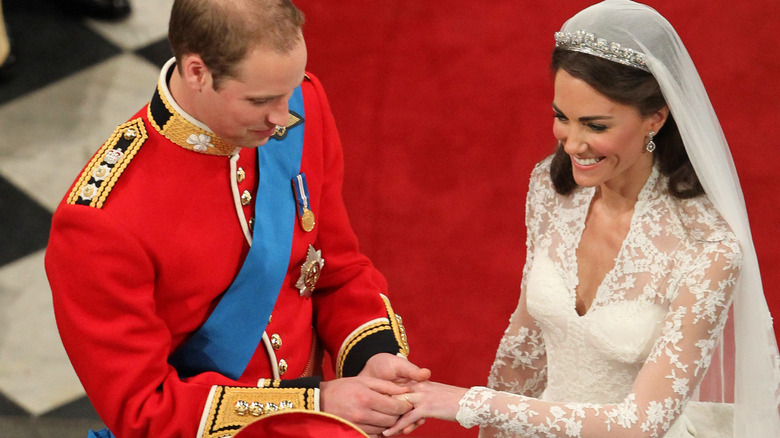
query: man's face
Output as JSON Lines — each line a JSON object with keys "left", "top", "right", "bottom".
{"left": 198, "top": 40, "right": 308, "bottom": 148}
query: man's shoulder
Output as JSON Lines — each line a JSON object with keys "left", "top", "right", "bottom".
{"left": 300, "top": 71, "right": 326, "bottom": 97}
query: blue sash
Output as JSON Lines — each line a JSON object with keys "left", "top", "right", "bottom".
{"left": 169, "top": 87, "right": 305, "bottom": 379}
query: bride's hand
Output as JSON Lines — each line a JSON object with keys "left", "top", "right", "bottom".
{"left": 382, "top": 381, "right": 469, "bottom": 436}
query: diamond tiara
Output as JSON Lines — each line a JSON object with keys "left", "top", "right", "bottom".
{"left": 554, "top": 30, "right": 649, "bottom": 72}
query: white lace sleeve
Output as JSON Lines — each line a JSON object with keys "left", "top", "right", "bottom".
{"left": 487, "top": 297, "right": 548, "bottom": 395}
{"left": 457, "top": 236, "right": 741, "bottom": 438}
{"left": 485, "top": 162, "right": 552, "bottom": 397}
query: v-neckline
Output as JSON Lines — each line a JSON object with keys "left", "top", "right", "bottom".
{"left": 573, "top": 219, "right": 628, "bottom": 317}
{"left": 568, "top": 167, "right": 659, "bottom": 317}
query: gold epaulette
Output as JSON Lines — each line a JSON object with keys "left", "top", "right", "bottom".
{"left": 200, "top": 385, "right": 318, "bottom": 438}
{"left": 67, "top": 118, "right": 147, "bottom": 208}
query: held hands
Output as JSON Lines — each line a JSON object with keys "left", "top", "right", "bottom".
{"left": 319, "top": 376, "right": 411, "bottom": 436}
{"left": 320, "top": 354, "right": 431, "bottom": 437}
{"left": 360, "top": 353, "right": 431, "bottom": 384}
{"left": 319, "top": 353, "right": 465, "bottom": 437}
{"left": 382, "top": 380, "right": 468, "bottom": 436}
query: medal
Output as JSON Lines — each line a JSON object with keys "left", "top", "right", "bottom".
{"left": 292, "top": 173, "right": 315, "bottom": 232}
{"left": 301, "top": 207, "right": 316, "bottom": 232}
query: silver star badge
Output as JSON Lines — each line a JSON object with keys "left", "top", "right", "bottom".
{"left": 296, "top": 245, "right": 324, "bottom": 298}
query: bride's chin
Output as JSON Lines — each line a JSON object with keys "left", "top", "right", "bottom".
{"left": 571, "top": 173, "right": 600, "bottom": 188}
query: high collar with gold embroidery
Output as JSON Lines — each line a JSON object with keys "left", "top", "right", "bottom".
{"left": 147, "top": 60, "right": 240, "bottom": 157}
{"left": 148, "top": 58, "right": 306, "bottom": 157}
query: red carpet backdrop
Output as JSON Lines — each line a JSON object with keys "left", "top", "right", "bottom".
{"left": 294, "top": 1, "right": 780, "bottom": 436}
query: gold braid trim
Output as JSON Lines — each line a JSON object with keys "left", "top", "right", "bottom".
{"left": 335, "top": 295, "right": 411, "bottom": 378}
{"left": 67, "top": 119, "right": 147, "bottom": 208}
{"left": 258, "top": 379, "right": 281, "bottom": 388}
{"left": 336, "top": 321, "right": 392, "bottom": 378}
{"left": 380, "top": 293, "right": 410, "bottom": 357}
{"left": 336, "top": 322, "right": 393, "bottom": 378}
{"left": 202, "top": 386, "right": 317, "bottom": 438}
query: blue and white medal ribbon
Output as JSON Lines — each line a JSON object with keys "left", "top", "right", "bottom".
{"left": 292, "top": 173, "right": 315, "bottom": 232}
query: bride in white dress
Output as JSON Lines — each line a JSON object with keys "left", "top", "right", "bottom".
{"left": 384, "top": 1, "right": 780, "bottom": 437}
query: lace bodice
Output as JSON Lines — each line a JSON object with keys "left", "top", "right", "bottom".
{"left": 457, "top": 158, "right": 741, "bottom": 437}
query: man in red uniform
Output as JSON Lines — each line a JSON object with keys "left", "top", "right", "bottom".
{"left": 45, "top": 0, "right": 429, "bottom": 437}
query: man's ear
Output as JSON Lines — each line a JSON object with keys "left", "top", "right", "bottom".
{"left": 179, "top": 54, "right": 211, "bottom": 91}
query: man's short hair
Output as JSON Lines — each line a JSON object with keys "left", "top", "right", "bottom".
{"left": 168, "top": 0, "right": 304, "bottom": 89}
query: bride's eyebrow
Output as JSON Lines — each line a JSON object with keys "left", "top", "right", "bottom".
{"left": 579, "top": 114, "right": 613, "bottom": 122}
{"left": 552, "top": 103, "right": 612, "bottom": 122}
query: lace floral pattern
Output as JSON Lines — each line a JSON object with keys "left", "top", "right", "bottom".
{"left": 458, "top": 158, "right": 742, "bottom": 437}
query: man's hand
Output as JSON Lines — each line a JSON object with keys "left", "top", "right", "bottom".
{"left": 359, "top": 353, "right": 431, "bottom": 384}
{"left": 358, "top": 354, "right": 431, "bottom": 435}
{"left": 320, "top": 376, "right": 413, "bottom": 436}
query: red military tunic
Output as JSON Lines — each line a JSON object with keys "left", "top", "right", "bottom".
{"left": 45, "top": 60, "right": 409, "bottom": 438}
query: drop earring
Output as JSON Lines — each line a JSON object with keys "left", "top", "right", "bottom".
{"left": 645, "top": 131, "right": 656, "bottom": 152}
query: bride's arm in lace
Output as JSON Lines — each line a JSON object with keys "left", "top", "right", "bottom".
{"left": 488, "top": 162, "right": 551, "bottom": 396}
{"left": 487, "top": 287, "right": 548, "bottom": 396}
{"left": 383, "top": 165, "right": 552, "bottom": 437}
{"left": 382, "top": 288, "right": 550, "bottom": 437}
{"left": 455, "top": 238, "right": 741, "bottom": 437}
{"left": 468, "top": 291, "right": 549, "bottom": 438}
{"left": 384, "top": 237, "right": 740, "bottom": 438}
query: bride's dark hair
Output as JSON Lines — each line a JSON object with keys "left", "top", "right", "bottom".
{"left": 549, "top": 49, "right": 703, "bottom": 199}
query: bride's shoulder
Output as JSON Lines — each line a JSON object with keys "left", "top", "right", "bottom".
{"left": 672, "top": 194, "right": 740, "bottom": 252}
{"left": 528, "top": 156, "right": 555, "bottom": 195}
{"left": 530, "top": 155, "right": 554, "bottom": 181}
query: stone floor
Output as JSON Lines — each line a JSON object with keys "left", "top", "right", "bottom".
{"left": 0, "top": 0, "right": 173, "bottom": 436}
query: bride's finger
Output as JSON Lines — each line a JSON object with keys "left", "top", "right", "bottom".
{"left": 382, "top": 409, "right": 423, "bottom": 436}
{"left": 401, "top": 418, "right": 425, "bottom": 435}
{"left": 391, "top": 393, "right": 414, "bottom": 409}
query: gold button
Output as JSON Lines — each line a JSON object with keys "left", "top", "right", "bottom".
{"left": 123, "top": 128, "right": 137, "bottom": 140}
{"left": 236, "top": 167, "right": 246, "bottom": 183}
{"left": 271, "top": 334, "right": 282, "bottom": 350}
{"left": 248, "top": 217, "right": 255, "bottom": 231}
{"left": 241, "top": 190, "right": 252, "bottom": 206}
{"left": 278, "top": 359, "right": 288, "bottom": 376}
